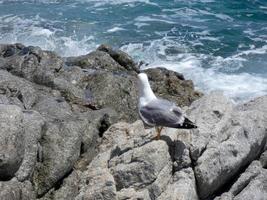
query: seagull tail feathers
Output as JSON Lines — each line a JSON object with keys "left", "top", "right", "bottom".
{"left": 177, "top": 117, "right": 197, "bottom": 129}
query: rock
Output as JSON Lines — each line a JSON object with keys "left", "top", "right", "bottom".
{"left": 234, "top": 170, "right": 267, "bottom": 200}
{"left": 215, "top": 161, "right": 267, "bottom": 200}
{"left": 84, "top": 71, "right": 138, "bottom": 121}
{"left": 65, "top": 50, "right": 126, "bottom": 72}
{"left": 260, "top": 151, "right": 267, "bottom": 168}
{"left": 0, "top": 178, "right": 35, "bottom": 200}
{"left": 40, "top": 171, "right": 80, "bottom": 200}
{"left": 33, "top": 119, "right": 82, "bottom": 197}
{"left": 157, "top": 168, "right": 198, "bottom": 200}
{"left": 0, "top": 70, "right": 38, "bottom": 109}
{"left": 109, "top": 140, "right": 171, "bottom": 191}
{"left": 97, "top": 44, "right": 139, "bottom": 72}
{"left": 15, "top": 110, "right": 45, "bottom": 181}
{"left": 229, "top": 161, "right": 263, "bottom": 196}
{"left": 0, "top": 105, "right": 25, "bottom": 180}
{"left": 76, "top": 168, "right": 117, "bottom": 200}
{"left": 144, "top": 68, "right": 203, "bottom": 108}
{"left": 189, "top": 93, "right": 267, "bottom": 199}
{"left": 0, "top": 44, "right": 63, "bottom": 87}
{"left": 117, "top": 188, "right": 151, "bottom": 200}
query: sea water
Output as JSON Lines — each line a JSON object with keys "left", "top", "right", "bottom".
{"left": 0, "top": 0, "right": 267, "bottom": 102}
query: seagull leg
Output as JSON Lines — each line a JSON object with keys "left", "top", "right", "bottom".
{"left": 155, "top": 126, "right": 163, "bottom": 140}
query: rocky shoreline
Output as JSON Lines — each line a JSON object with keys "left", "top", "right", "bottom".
{"left": 0, "top": 43, "right": 266, "bottom": 200}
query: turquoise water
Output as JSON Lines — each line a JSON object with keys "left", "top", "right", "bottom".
{"left": 1, "top": 0, "right": 267, "bottom": 101}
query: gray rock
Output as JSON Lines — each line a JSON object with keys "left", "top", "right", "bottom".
{"left": 0, "top": 178, "right": 35, "bottom": 200}
{"left": 144, "top": 67, "right": 203, "bottom": 108}
{"left": 97, "top": 44, "right": 139, "bottom": 72}
{"left": 16, "top": 110, "right": 45, "bottom": 181}
{"left": 0, "top": 70, "right": 38, "bottom": 109}
{"left": 229, "top": 161, "right": 263, "bottom": 196}
{"left": 157, "top": 168, "right": 198, "bottom": 200}
{"left": 109, "top": 140, "right": 171, "bottom": 191}
{"left": 215, "top": 161, "right": 267, "bottom": 200}
{"left": 117, "top": 188, "right": 151, "bottom": 200}
{"left": 76, "top": 168, "right": 117, "bottom": 200}
{"left": 40, "top": 171, "right": 80, "bottom": 200}
{"left": 33, "top": 119, "right": 82, "bottom": 197}
{"left": 187, "top": 91, "right": 234, "bottom": 161}
{"left": 234, "top": 170, "right": 267, "bottom": 200}
{"left": 260, "top": 151, "right": 267, "bottom": 168}
{"left": 65, "top": 50, "right": 125, "bottom": 72}
{"left": 0, "top": 44, "right": 63, "bottom": 87}
{"left": 189, "top": 93, "right": 267, "bottom": 199}
{"left": 84, "top": 71, "right": 138, "bottom": 121}
{"left": 0, "top": 105, "right": 25, "bottom": 180}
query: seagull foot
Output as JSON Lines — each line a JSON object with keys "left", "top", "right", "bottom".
{"left": 153, "top": 127, "right": 163, "bottom": 140}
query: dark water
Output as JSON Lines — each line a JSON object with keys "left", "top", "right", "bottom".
{"left": 1, "top": 0, "right": 267, "bottom": 101}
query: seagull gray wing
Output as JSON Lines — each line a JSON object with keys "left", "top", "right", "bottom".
{"left": 139, "top": 98, "right": 184, "bottom": 127}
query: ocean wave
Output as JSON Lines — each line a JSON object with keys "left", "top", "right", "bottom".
{"left": 144, "top": 60, "right": 267, "bottom": 103}
{"left": 121, "top": 39, "right": 267, "bottom": 102}
{"left": 0, "top": 14, "right": 96, "bottom": 56}
{"left": 77, "top": 0, "right": 157, "bottom": 7}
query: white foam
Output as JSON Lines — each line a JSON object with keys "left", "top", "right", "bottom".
{"left": 135, "top": 16, "right": 176, "bottom": 24}
{"left": 143, "top": 60, "right": 267, "bottom": 102}
{"left": 107, "top": 27, "right": 126, "bottom": 33}
{"left": 121, "top": 40, "right": 267, "bottom": 102}
{"left": 0, "top": 15, "right": 96, "bottom": 57}
{"left": 78, "top": 0, "right": 157, "bottom": 7}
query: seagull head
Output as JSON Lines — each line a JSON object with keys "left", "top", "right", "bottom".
{"left": 137, "top": 73, "right": 156, "bottom": 101}
{"left": 138, "top": 73, "right": 149, "bottom": 83}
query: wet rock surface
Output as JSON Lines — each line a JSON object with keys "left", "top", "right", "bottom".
{"left": 0, "top": 43, "right": 266, "bottom": 200}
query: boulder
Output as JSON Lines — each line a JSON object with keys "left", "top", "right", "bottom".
{"left": 144, "top": 67, "right": 203, "bottom": 107}
{"left": 0, "top": 105, "right": 25, "bottom": 180}
{"left": 0, "top": 70, "right": 38, "bottom": 109}
{"left": 215, "top": 161, "right": 267, "bottom": 200}
{"left": 157, "top": 168, "right": 198, "bottom": 200}
{"left": 65, "top": 50, "right": 126, "bottom": 72}
{"left": 15, "top": 110, "right": 45, "bottom": 181}
{"left": 0, "top": 44, "right": 63, "bottom": 87}
{"left": 97, "top": 44, "right": 139, "bottom": 72}
{"left": 188, "top": 94, "right": 267, "bottom": 199}
{"left": 0, "top": 178, "right": 35, "bottom": 200}
{"left": 75, "top": 168, "right": 117, "bottom": 200}
{"left": 84, "top": 71, "right": 138, "bottom": 121}
{"left": 33, "top": 119, "right": 82, "bottom": 197}
{"left": 40, "top": 171, "right": 80, "bottom": 200}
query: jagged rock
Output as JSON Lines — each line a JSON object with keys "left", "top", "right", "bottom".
{"left": 144, "top": 67, "right": 203, "bottom": 108}
{"left": 188, "top": 93, "right": 267, "bottom": 199}
{"left": 117, "top": 188, "right": 151, "bottom": 200}
{"left": 84, "top": 71, "right": 138, "bottom": 121}
{"left": 76, "top": 168, "right": 117, "bottom": 200}
{"left": 97, "top": 44, "right": 139, "bottom": 72}
{"left": 0, "top": 104, "right": 44, "bottom": 182}
{"left": 157, "top": 168, "right": 198, "bottom": 200}
{"left": 0, "top": 70, "right": 38, "bottom": 109}
{"left": 0, "top": 178, "right": 35, "bottom": 200}
{"left": 187, "top": 91, "right": 234, "bottom": 161}
{"left": 0, "top": 44, "right": 63, "bottom": 87}
{"left": 40, "top": 171, "right": 80, "bottom": 200}
{"left": 33, "top": 119, "right": 82, "bottom": 197}
{"left": 0, "top": 104, "right": 25, "bottom": 180}
{"left": 260, "top": 151, "right": 267, "bottom": 168}
{"left": 15, "top": 110, "right": 45, "bottom": 181}
{"left": 215, "top": 161, "right": 267, "bottom": 200}
{"left": 65, "top": 50, "right": 126, "bottom": 72}
{"left": 109, "top": 140, "right": 171, "bottom": 191}
{"left": 234, "top": 169, "right": 267, "bottom": 200}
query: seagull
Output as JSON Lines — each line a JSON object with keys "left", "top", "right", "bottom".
{"left": 137, "top": 72, "right": 197, "bottom": 139}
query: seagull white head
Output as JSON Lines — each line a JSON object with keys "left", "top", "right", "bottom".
{"left": 137, "top": 73, "right": 156, "bottom": 103}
